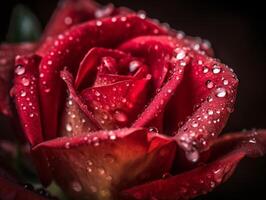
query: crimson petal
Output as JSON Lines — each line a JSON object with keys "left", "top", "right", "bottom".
{"left": 0, "top": 176, "right": 47, "bottom": 200}
{"left": 0, "top": 43, "right": 35, "bottom": 116}
{"left": 12, "top": 55, "right": 43, "bottom": 146}
{"left": 121, "top": 130, "right": 266, "bottom": 200}
{"left": 172, "top": 52, "right": 238, "bottom": 161}
{"left": 38, "top": 15, "right": 167, "bottom": 140}
{"left": 34, "top": 128, "right": 176, "bottom": 200}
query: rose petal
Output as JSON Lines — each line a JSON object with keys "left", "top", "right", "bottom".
{"left": 60, "top": 69, "right": 101, "bottom": 131}
{"left": 121, "top": 130, "right": 266, "bottom": 200}
{"left": 38, "top": 15, "right": 167, "bottom": 140}
{"left": 75, "top": 47, "right": 130, "bottom": 89}
{"left": 12, "top": 55, "right": 43, "bottom": 146}
{"left": 171, "top": 52, "right": 238, "bottom": 161}
{"left": 0, "top": 43, "right": 35, "bottom": 116}
{"left": 0, "top": 176, "right": 47, "bottom": 200}
{"left": 34, "top": 128, "right": 176, "bottom": 200}
{"left": 119, "top": 36, "right": 188, "bottom": 131}
{"left": 81, "top": 78, "right": 149, "bottom": 129}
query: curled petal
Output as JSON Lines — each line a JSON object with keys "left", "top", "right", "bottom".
{"left": 172, "top": 52, "right": 238, "bottom": 161}
{"left": 121, "top": 130, "right": 266, "bottom": 200}
{"left": 34, "top": 128, "right": 176, "bottom": 200}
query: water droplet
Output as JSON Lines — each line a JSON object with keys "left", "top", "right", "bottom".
{"left": 98, "top": 168, "right": 105, "bottom": 175}
{"left": 15, "top": 65, "right": 25, "bottom": 75}
{"left": 175, "top": 49, "right": 186, "bottom": 60}
{"left": 96, "top": 20, "right": 102, "bottom": 26}
{"left": 212, "top": 65, "right": 221, "bottom": 74}
{"left": 72, "top": 181, "right": 82, "bottom": 192}
{"left": 162, "top": 173, "right": 172, "bottom": 179}
{"left": 87, "top": 167, "right": 92, "bottom": 173}
{"left": 186, "top": 150, "right": 199, "bottom": 162}
{"left": 203, "top": 66, "right": 209, "bottom": 73}
{"left": 44, "top": 88, "right": 51, "bottom": 93}
{"left": 223, "top": 79, "right": 229, "bottom": 85}
{"left": 206, "top": 80, "right": 214, "bottom": 89}
{"left": 64, "top": 16, "right": 73, "bottom": 25}
{"left": 66, "top": 123, "right": 72, "bottom": 132}
{"left": 95, "top": 91, "right": 101, "bottom": 97}
{"left": 21, "top": 77, "right": 30, "bottom": 86}
{"left": 216, "top": 88, "right": 227, "bottom": 98}
{"left": 208, "top": 109, "right": 214, "bottom": 115}
{"left": 129, "top": 60, "right": 140, "bottom": 72}
{"left": 65, "top": 142, "right": 70, "bottom": 149}
{"left": 191, "top": 121, "right": 199, "bottom": 128}
{"left": 114, "top": 110, "right": 128, "bottom": 122}
{"left": 148, "top": 127, "right": 159, "bottom": 133}
{"left": 21, "top": 91, "right": 26, "bottom": 97}
{"left": 90, "top": 185, "right": 97, "bottom": 193}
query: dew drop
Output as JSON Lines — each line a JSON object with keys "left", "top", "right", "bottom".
{"left": 216, "top": 88, "right": 227, "bottom": 98}
{"left": 212, "top": 65, "right": 221, "bottom": 74}
{"left": 72, "top": 181, "right": 82, "bottom": 192}
{"left": 203, "top": 66, "right": 209, "bottom": 73}
{"left": 208, "top": 109, "right": 214, "bottom": 115}
{"left": 223, "top": 79, "right": 229, "bottom": 85}
{"left": 175, "top": 49, "right": 186, "bottom": 60}
{"left": 21, "top": 91, "right": 26, "bottom": 97}
{"left": 129, "top": 60, "right": 140, "bottom": 72}
{"left": 21, "top": 77, "right": 30, "bottom": 86}
{"left": 90, "top": 186, "right": 97, "bottom": 193}
{"left": 191, "top": 121, "right": 199, "bottom": 128}
{"left": 114, "top": 110, "right": 128, "bottom": 122}
{"left": 205, "top": 80, "right": 214, "bottom": 89}
{"left": 148, "top": 127, "right": 159, "bottom": 133}
{"left": 66, "top": 123, "right": 73, "bottom": 132}
{"left": 65, "top": 142, "right": 70, "bottom": 149}
{"left": 186, "top": 150, "right": 199, "bottom": 162}
{"left": 15, "top": 65, "right": 25, "bottom": 75}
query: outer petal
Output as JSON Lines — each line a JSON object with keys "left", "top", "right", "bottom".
{"left": 0, "top": 43, "right": 35, "bottom": 116}
{"left": 12, "top": 55, "right": 43, "bottom": 146}
{"left": 38, "top": 15, "right": 167, "bottom": 140}
{"left": 0, "top": 176, "right": 47, "bottom": 200}
{"left": 172, "top": 52, "right": 238, "bottom": 161}
{"left": 34, "top": 128, "right": 176, "bottom": 200}
{"left": 119, "top": 36, "right": 187, "bottom": 131}
{"left": 121, "top": 130, "right": 266, "bottom": 200}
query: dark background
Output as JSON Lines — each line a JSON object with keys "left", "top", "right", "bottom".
{"left": 1, "top": 0, "right": 266, "bottom": 199}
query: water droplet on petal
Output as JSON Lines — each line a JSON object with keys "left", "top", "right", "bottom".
{"left": 15, "top": 65, "right": 25, "bottom": 75}
{"left": 186, "top": 150, "right": 199, "bottom": 162}
{"left": 212, "top": 65, "right": 221, "bottom": 74}
{"left": 65, "top": 142, "right": 70, "bottom": 149}
{"left": 223, "top": 79, "right": 229, "bottom": 85}
{"left": 72, "top": 181, "right": 82, "bottom": 192}
{"left": 206, "top": 80, "right": 214, "bottom": 89}
{"left": 216, "top": 88, "right": 227, "bottom": 98}
{"left": 66, "top": 123, "right": 73, "bottom": 132}
{"left": 21, "top": 77, "right": 30, "bottom": 86}
{"left": 114, "top": 110, "right": 128, "bottom": 122}
{"left": 21, "top": 91, "right": 26, "bottom": 97}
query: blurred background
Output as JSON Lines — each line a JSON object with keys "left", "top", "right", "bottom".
{"left": 1, "top": 0, "right": 266, "bottom": 199}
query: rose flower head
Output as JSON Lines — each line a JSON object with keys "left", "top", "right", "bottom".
{"left": 0, "top": 0, "right": 266, "bottom": 200}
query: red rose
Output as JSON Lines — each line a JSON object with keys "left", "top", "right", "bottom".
{"left": 0, "top": 0, "right": 266, "bottom": 200}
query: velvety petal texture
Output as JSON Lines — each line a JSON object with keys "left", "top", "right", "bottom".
{"left": 121, "top": 130, "right": 266, "bottom": 200}
{"left": 0, "top": 43, "right": 35, "bottom": 116}
{"left": 3, "top": 0, "right": 265, "bottom": 200}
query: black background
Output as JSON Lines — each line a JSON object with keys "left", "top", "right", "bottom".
{"left": 1, "top": 0, "right": 266, "bottom": 199}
